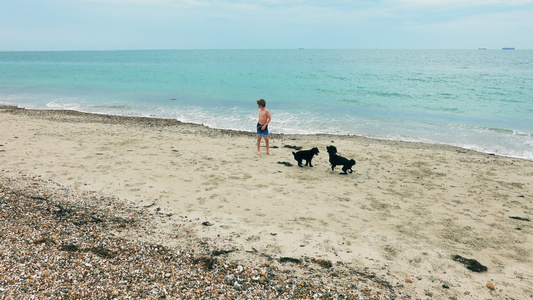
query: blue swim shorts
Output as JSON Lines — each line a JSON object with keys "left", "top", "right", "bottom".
{"left": 257, "top": 123, "right": 269, "bottom": 137}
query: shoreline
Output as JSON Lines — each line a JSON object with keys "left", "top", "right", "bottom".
{"left": 1, "top": 105, "right": 532, "bottom": 298}
{"left": 0, "top": 104, "right": 513, "bottom": 158}
{"left": 3, "top": 104, "right": 531, "bottom": 162}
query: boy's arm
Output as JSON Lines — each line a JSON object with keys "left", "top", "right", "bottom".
{"left": 265, "top": 110, "right": 271, "bottom": 126}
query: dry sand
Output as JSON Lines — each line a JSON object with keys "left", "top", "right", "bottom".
{"left": 1, "top": 105, "right": 532, "bottom": 299}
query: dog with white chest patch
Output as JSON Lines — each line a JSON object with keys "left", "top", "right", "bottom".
{"left": 326, "top": 145, "right": 356, "bottom": 174}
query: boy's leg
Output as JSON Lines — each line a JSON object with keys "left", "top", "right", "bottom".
{"left": 265, "top": 136, "right": 271, "bottom": 155}
{"left": 257, "top": 135, "right": 262, "bottom": 155}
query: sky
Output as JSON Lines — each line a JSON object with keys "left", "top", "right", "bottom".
{"left": 1, "top": 0, "right": 532, "bottom": 51}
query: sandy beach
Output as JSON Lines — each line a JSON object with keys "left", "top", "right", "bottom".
{"left": 1, "top": 105, "right": 532, "bottom": 299}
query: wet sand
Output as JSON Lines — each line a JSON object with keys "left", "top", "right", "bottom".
{"left": 1, "top": 105, "right": 532, "bottom": 299}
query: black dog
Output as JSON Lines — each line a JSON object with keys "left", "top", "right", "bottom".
{"left": 326, "top": 145, "right": 356, "bottom": 174}
{"left": 292, "top": 147, "right": 320, "bottom": 167}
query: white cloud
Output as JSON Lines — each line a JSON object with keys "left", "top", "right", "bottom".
{"left": 394, "top": 0, "right": 533, "bottom": 6}
{"left": 2, "top": 0, "right": 532, "bottom": 50}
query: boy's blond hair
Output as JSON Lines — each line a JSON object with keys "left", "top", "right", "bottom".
{"left": 257, "top": 99, "right": 266, "bottom": 107}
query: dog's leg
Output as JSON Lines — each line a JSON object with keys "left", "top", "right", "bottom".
{"left": 340, "top": 166, "right": 352, "bottom": 174}
{"left": 306, "top": 159, "right": 314, "bottom": 167}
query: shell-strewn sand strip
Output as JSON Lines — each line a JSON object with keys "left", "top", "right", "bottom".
{"left": 0, "top": 173, "right": 399, "bottom": 299}
{"left": 1, "top": 105, "right": 532, "bottom": 299}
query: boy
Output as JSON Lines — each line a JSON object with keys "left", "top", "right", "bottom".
{"left": 256, "top": 99, "right": 272, "bottom": 155}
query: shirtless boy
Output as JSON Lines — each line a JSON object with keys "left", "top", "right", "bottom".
{"left": 256, "top": 99, "right": 272, "bottom": 155}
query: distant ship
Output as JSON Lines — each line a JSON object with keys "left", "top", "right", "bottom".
{"left": 502, "top": 47, "right": 515, "bottom": 50}
{"left": 478, "top": 48, "right": 487, "bottom": 50}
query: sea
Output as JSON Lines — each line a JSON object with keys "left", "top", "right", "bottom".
{"left": 1, "top": 49, "right": 532, "bottom": 160}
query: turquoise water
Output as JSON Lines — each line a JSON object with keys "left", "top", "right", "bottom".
{"left": 1, "top": 49, "right": 532, "bottom": 160}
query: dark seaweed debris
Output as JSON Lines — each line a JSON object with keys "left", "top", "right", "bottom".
{"left": 279, "top": 257, "right": 302, "bottom": 264}
{"left": 509, "top": 216, "right": 530, "bottom": 222}
{"left": 212, "top": 249, "right": 237, "bottom": 256}
{"left": 283, "top": 145, "right": 302, "bottom": 150}
{"left": 452, "top": 255, "right": 487, "bottom": 272}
